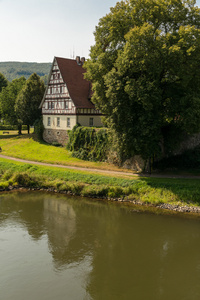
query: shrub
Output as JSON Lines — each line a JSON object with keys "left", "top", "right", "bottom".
{"left": 67, "top": 125, "right": 109, "bottom": 161}
{"left": 34, "top": 117, "right": 44, "bottom": 141}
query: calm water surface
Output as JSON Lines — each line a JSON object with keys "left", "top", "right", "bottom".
{"left": 1, "top": 191, "right": 200, "bottom": 300}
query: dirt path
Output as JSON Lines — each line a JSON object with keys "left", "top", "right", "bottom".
{"left": 0, "top": 154, "right": 138, "bottom": 177}
{"left": 0, "top": 154, "right": 200, "bottom": 179}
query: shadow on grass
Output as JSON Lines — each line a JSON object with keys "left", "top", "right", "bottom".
{"left": 0, "top": 132, "right": 50, "bottom": 146}
{"left": 139, "top": 175, "right": 200, "bottom": 206}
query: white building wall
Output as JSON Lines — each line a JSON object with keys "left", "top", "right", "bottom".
{"left": 77, "top": 115, "right": 103, "bottom": 127}
{"left": 43, "top": 115, "right": 77, "bottom": 130}
{"left": 43, "top": 114, "right": 103, "bottom": 130}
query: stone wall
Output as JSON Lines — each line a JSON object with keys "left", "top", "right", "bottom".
{"left": 173, "top": 132, "right": 200, "bottom": 155}
{"left": 43, "top": 129, "right": 69, "bottom": 146}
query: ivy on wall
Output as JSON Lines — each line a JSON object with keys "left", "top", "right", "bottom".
{"left": 67, "top": 125, "right": 109, "bottom": 161}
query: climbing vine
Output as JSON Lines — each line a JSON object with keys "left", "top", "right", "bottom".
{"left": 67, "top": 125, "right": 109, "bottom": 161}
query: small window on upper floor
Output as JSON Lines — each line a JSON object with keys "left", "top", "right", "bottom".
{"left": 60, "top": 86, "right": 63, "bottom": 93}
{"left": 57, "top": 117, "right": 60, "bottom": 127}
{"left": 51, "top": 102, "right": 55, "bottom": 109}
{"left": 65, "top": 101, "right": 69, "bottom": 109}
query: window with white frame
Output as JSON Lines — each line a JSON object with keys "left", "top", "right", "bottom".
{"left": 89, "top": 118, "right": 94, "bottom": 127}
{"left": 67, "top": 117, "right": 70, "bottom": 128}
{"left": 47, "top": 117, "right": 51, "bottom": 126}
{"left": 57, "top": 117, "right": 60, "bottom": 127}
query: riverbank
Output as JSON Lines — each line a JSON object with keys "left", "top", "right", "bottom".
{"left": 1, "top": 157, "right": 200, "bottom": 215}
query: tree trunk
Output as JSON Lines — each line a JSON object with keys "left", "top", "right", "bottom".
{"left": 27, "top": 124, "right": 30, "bottom": 134}
{"left": 18, "top": 124, "right": 22, "bottom": 135}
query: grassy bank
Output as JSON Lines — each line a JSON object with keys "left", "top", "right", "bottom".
{"left": 1, "top": 157, "right": 200, "bottom": 209}
{"left": 1, "top": 132, "right": 200, "bottom": 211}
{"left": 0, "top": 133, "right": 130, "bottom": 172}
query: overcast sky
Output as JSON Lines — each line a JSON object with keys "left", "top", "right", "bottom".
{"left": 1, "top": 0, "right": 200, "bottom": 63}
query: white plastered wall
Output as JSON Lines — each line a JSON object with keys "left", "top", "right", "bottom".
{"left": 77, "top": 115, "right": 103, "bottom": 127}
{"left": 43, "top": 115, "right": 77, "bottom": 130}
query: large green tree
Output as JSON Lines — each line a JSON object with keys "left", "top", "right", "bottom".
{"left": 85, "top": 0, "right": 200, "bottom": 161}
{"left": 15, "top": 73, "right": 45, "bottom": 134}
{"left": 0, "top": 73, "right": 8, "bottom": 93}
{"left": 0, "top": 77, "right": 26, "bottom": 133}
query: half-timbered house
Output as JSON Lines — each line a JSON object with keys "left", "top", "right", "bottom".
{"left": 39, "top": 56, "right": 103, "bottom": 145}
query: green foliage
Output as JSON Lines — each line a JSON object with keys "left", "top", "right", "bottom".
{"left": 0, "top": 62, "right": 51, "bottom": 81}
{"left": 34, "top": 117, "right": 44, "bottom": 140}
{"left": 85, "top": 0, "right": 200, "bottom": 160}
{"left": 0, "top": 124, "right": 27, "bottom": 130}
{"left": 67, "top": 125, "right": 109, "bottom": 161}
{"left": 0, "top": 73, "right": 8, "bottom": 93}
{"left": 0, "top": 77, "right": 26, "bottom": 125}
{"left": 15, "top": 73, "right": 45, "bottom": 131}
{"left": 11, "top": 172, "right": 42, "bottom": 187}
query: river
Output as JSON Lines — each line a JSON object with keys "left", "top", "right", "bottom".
{"left": 1, "top": 191, "right": 200, "bottom": 300}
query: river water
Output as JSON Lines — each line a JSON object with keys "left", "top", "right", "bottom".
{"left": 1, "top": 191, "right": 200, "bottom": 300}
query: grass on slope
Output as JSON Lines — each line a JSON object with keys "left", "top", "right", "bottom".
{"left": 0, "top": 133, "right": 130, "bottom": 172}
{"left": 1, "top": 157, "right": 200, "bottom": 207}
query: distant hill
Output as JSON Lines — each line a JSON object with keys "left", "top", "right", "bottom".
{"left": 0, "top": 61, "right": 52, "bottom": 82}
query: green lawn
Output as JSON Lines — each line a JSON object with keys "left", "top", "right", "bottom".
{"left": 0, "top": 157, "right": 200, "bottom": 208}
{"left": 0, "top": 133, "right": 130, "bottom": 172}
{"left": 1, "top": 132, "right": 200, "bottom": 210}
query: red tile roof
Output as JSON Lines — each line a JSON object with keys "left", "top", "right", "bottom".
{"left": 55, "top": 57, "right": 95, "bottom": 109}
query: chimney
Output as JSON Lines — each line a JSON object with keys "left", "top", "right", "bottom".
{"left": 81, "top": 57, "right": 85, "bottom": 64}
{"left": 76, "top": 56, "right": 81, "bottom": 65}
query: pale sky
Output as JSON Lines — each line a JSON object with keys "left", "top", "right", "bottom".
{"left": 0, "top": 0, "right": 200, "bottom": 63}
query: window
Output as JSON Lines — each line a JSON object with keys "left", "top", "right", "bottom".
{"left": 57, "top": 117, "right": 60, "bottom": 127}
{"left": 67, "top": 117, "right": 70, "bottom": 128}
{"left": 60, "top": 86, "right": 63, "bottom": 93}
{"left": 47, "top": 117, "right": 51, "bottom": 126}
{"left": 65, "top": 101, "right": 69, "bottom": 109}
{"left": 48, "top": 102, "right": 51, "bottom": 109}
{"left": 50, "top": 87, "right": 53, "bottom": 94}
{"left": 89, "top": 118, "right": 94, "bottom": 127}
{"left": 51, "top": 102, "right": 55, "bottom": 109}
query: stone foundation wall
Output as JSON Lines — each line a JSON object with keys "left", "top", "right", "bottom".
{"left": 122, "top": 155, "right": 145, "bottom": 172}
{"left": 174, "top": 132, "right": 200, "bottom": 155}
{"left": 43, "top": 129, "right": 69, "bottom": 146}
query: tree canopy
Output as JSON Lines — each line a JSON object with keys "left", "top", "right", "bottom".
{"left": 0, "top": 73, "right": 8, "bottom": 93}
{"left": 0, "top": 77, "right": 26, "bottom": 127}
{"left": 15, "top": 73, "right": 45, "bottom": 133}
{"left": 84, "top": 0, "right": 200, "bottom": 160}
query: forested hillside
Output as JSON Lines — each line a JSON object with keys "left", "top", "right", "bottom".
{"left": 0, "top": 61, "right": 51, "bottom": 82}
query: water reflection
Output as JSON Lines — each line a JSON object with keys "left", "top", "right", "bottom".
{"left": 1, "top": 191, "right": 200, "bottom": 300}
